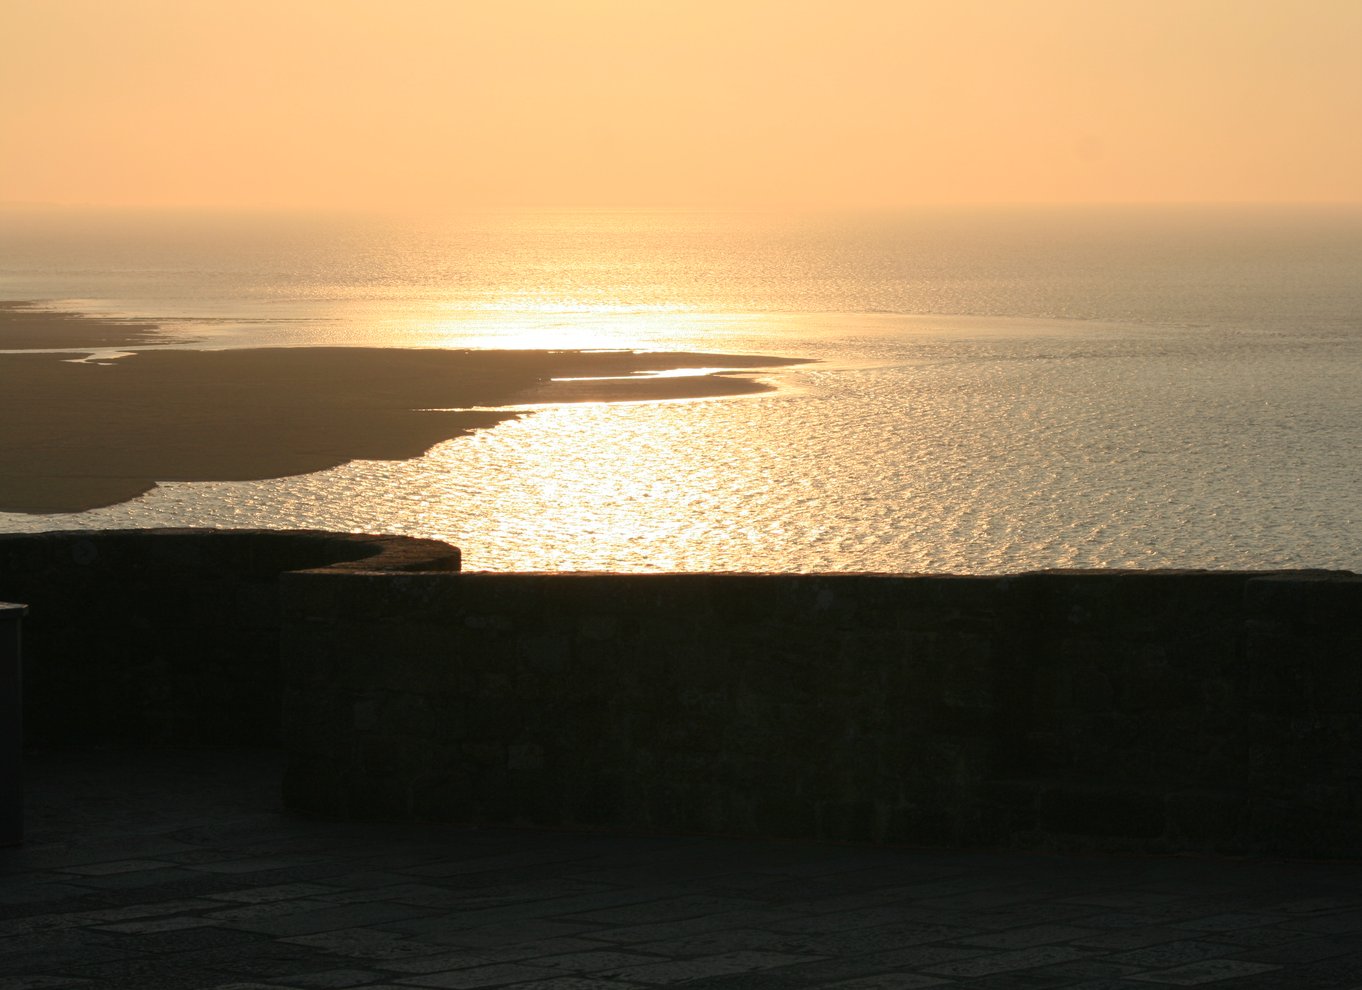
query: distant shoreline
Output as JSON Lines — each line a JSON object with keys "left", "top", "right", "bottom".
{"left": 0, "top": 303, "right": 806, "bottom": 514}
{"left": 0, "top": 300, "right": 198, "bottom": 350}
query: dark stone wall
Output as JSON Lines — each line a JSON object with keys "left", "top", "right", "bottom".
{"left": 0, "top": 529, "right": 460, "bottom": 748}
{"left": 281, "top": 568, "right": 1362, "bottom": 857}
{"left": 984, "top": 572, "right": 1362, "bottom": 854}
{"left": 5, "top": 527, "right": 1358, "bottom": 855}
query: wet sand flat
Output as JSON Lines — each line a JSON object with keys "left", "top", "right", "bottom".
{"left": 0, "top": 300, "right": 191, "bottom": 349}
{"left": 1, "top": 308, "right": 803, "bottom": 514}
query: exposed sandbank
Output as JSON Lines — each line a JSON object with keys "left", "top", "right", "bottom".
{"left": 0, "top": 307, "right": 805, "bottom": 514}
{"left": 0, "top": 301, "right": 193, "bottom": 349}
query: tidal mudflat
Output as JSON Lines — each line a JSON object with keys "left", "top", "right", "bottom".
{"left": 0, "top": 304, "right": 803, "bottom": 513}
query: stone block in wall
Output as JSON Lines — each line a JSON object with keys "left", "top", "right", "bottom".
{"left": 280, "top": 751, "right": 349, "bottom": 816}
{"left": 1163, "top": 788, "right": 1255, "bottom": 853}
{"left": 1037, "top": 781, "right": 1167, "bottom": 841}
{"left": 1247, "top": 572, "right": 1362, "bottom": 629}
{"left": 1023, "top": 572, "right": 1246, "bottom": 685}
{"left": 1005, "top": 572, "right": 1255, "bottom": 796}
{"left": 975, "top": 778, "right": 1044, "bottom": 842}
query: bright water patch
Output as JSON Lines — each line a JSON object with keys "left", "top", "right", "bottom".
{"left": 4, "top": 312, "right": 1358, "bottom": 573}
{"left": 2, "top": 207, "right": 1360, "bottom": 571}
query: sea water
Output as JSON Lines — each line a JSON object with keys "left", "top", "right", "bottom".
{"left": 2, "top": 206, "right": 1360, "bottom": 573}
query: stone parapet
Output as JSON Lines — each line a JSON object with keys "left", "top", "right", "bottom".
{"left": 280, "top": 567, "right": 1362, "bottom": 857}
{"left": 4, "top": 529, "right": 1358, "bottom": 854}
{"left": 0, "top": 529, "right": 459, "bottom": 747}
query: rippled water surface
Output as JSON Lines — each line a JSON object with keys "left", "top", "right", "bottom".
{"left": 2, "top": 207, "right": 1360, "bottom": 572}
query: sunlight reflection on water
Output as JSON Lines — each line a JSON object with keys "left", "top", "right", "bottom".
{"left": 7, "top": 313, "right": 1360, "bottom": 573}
{"left": 4, "top": 207, "right": 1361, "bottom": 572}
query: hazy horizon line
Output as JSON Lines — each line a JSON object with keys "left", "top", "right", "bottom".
{"left": 5, "top": 199, "right": 1362, "bottom": 215}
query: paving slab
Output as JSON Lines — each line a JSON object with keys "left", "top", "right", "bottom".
{"left": 3, "top": 750, "right": 1362, "bottom": 989}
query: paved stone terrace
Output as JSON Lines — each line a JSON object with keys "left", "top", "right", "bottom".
{"left": 4, "top": 751, "right": 1362, "bottom": 990}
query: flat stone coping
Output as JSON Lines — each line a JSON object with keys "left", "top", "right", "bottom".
{"left": 0, "top": 528, "right": 462, "bottom": 575}
{"left": 3, "top": 749, "right": 1361, "bottom": 989}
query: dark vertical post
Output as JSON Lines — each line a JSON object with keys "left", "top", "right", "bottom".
{"left": 0, "top": 602, "right": 27, "bottom": 847}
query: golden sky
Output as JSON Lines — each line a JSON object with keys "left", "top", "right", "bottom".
{"left": 3, "top": 0, "right": 1360, "bottom": 209}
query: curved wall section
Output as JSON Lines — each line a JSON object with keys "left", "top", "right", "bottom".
{"left": 0, "top": 529, "right": 460, "bottom": 748}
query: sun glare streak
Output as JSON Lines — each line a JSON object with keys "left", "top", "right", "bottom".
{"left": 417, "top": 310, "right": 793, "bottom": 353}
